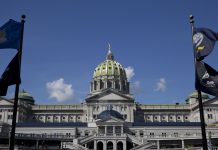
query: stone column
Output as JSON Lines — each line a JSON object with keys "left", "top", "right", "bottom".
{"left": 113, "top": 126, "right": 116, "bottom": 136}
{"left": 181, "top": 139, "right": 185, "bottom": 148}
{"left": 123, "top": 140, "right": 127, "bottom": 150}
{"left": 121, "top": 126, "right": 123, "bottom": 134}
{"left": 112, "top": 80, "right": 115, "bottom": 89}
{"left": 60, "top": 141, "right": 63, "bottom": 149}
{"left": 103, "top": 141, "right": 107, "bottom": 150}
{"left": 97, "top": 80, "right": 100, "bottom": 90}
{"left": 105, "top": 80, "right": 107, "bottom": 89}
{"left": 105, "top": 126, "right": 107, "bottom": 136}
{"left": 94, "top": 140, "right": 97, "bottom": 150}
{"left": 128, "top": 105, "right": 131, "bottom": 122}
{"left": 36, "top": 140, "right": 39, "bottom": 149}
{"left": 90, "top": 105, "right": 93, "bottom": 122}
{"left": 90, "top": 82, "right": 92, "bottom": 93}
{"left": 157, "top": 140, "right": 160, "bottom": 150}
{"left": 119, "top": 81, "right": 122, "bottom": 91}
{"left": 113, "top": 140, "right": 117, "bottom": 150}
{"left": 74, "top": 115, "right": 76, "bottom": 122}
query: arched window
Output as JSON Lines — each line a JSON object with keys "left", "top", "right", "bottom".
{"left": 117, "top": 142, "right": 123, "bottom": 150}
{"left": 107, "top": 141, "right": 113, "bottom": 150}
{"left": 97, "top": 142, "right": 103, "bottom": 150}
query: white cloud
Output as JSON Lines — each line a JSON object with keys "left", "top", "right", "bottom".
{"left": 46, "top": 78, "right": 74, "bottom": 102}
{"left": 130, "top": 81, "right": 142, "bottom": 95}
{"left": 125, "top": 66, "right": 135, "bottom": 81}
{"left": 154, "top": 78, "right": 167, "bottom": 92}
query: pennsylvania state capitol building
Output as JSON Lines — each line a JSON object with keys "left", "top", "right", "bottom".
{"left": 0, "top": 48, "right": 218, "bottom": 150}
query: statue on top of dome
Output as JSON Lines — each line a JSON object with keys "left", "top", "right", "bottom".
{"left": 106, "top": 42, "right": 114, "bottom": 60}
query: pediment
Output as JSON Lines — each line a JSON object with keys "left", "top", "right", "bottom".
{"left": 0, "top": 99, "right": 13, "bottom": 105}
{"left": 85, "top": 89, "right": 134, "bottom": 102}
{"left": 98, "top": 93, "right": 128, "bottom": 100}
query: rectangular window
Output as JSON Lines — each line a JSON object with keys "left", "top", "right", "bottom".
{"left": 186, "top": 132, "right": 191, "bottom": 136}
{"left": 207, "top": 108, "right": 212, "bottom": 112}
{"left": 150, "top": 132, "right": 154, "bottom": 137}
{"left": 208, "top": 114, "right": 213, "bottom": 119}
{"left": 162, "top": 133, "right": 167, "bottom": 137}
{"left": 8, "top": 115, "right": 13, "bottom": 119}
{"left": 8, "top": 109, "right": 13, "bottom": 112}
{"left": 0, "top": 115, "right": 2, "bottom": 120}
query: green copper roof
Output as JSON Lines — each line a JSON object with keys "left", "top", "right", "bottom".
{"left": 93, "top": 60, "right": 126, "bottom": 78}
{"left": 93, "top": 45, "right": 127, "bottom": 79}
{"left": 18, "top": 90, "right": 32, "bottom": 97}
{"left": 189, "top": 91, "right": 209, "bottom": 99}
{"left": 18, "top": 90, "right": 35, "bottom": 103}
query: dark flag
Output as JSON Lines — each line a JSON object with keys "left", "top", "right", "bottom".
{"left": 0, "top": 19, "right": 21, "bottom": 49}
{"left": 193, "top": 28, "right": 218, "bottom": 61}
{"left": 196, "top": 61, "right": 218, "bottom": 97}
{"left": 0, "top": 53, "right": 21, "bottom": 96}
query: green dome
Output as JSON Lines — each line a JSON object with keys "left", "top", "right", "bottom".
{"left": 18, "top": 90, "right": 35, "bottom": 105}
{"left": 90, "top": 45, "right": 130, "bottom": 94}
{"left": 189, "top": 91, "right": 209, "bottom": 99}
{"left": 93, "top": 60, "right": 126, "bottom": 78}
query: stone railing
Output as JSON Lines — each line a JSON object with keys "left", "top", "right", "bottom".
{"left": 79, "top": 135, "right": 95, "bottom": 144}
{"left": 143, "top": 132, "right": 218, "bottom": 140}
{"left": 127, "top": 134, "right": 143, "bottom": 145}
{"left": 32, "top": 104, "right": 83, "bottom": 110}
{"left": 96, "top": 133, "right": 126, "bottom": 137}
{"left": 130, "top": 141, "right": 156, "bottom": 150}
{"left": 62, "top": 142, "right": 89, "bottom": 150}
{"left": 138, "top": 104, "right": 189, "bottom": 110}
{"left": 0, "top": 132, "right": 75, "bottom": 140}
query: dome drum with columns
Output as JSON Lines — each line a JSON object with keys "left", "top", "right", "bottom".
{"left": 90, "top": 44, "right": 129, "bottom": 94}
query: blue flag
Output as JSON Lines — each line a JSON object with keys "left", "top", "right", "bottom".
{"left": 196, "top": 61, "right": 218, "bottom": 97}
{"left": 193, "top": 28, "right": 218, "bottom": 61}
{"left": 0, "top": 19, "right": 21, "bottom": 49}
{"left": 0, "top": 53, "right": 21, "bottom": 96}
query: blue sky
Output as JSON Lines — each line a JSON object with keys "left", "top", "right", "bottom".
{"left": 0, "top": 0, "right": 218, "bottom": 104}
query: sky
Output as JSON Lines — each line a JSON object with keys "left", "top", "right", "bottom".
{"left": 0, "top": 0, "right": 218, "bottom": 105}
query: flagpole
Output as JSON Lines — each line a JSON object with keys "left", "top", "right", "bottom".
{"left": 189, "top": 15, "right": 208, "bottom": 150}
{"left": 9, "top": 15, "right": 25, "bottom": 150}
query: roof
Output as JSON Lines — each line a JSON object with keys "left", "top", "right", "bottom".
{"left": 133, "top": 122, "right": 201, "bottom": 127}
{"left": 86, "top": 88, "right": 134, "bottom": 101}
{"left": 16, "top": 122, "right": 87, "bottom": 127}
{"left": 189, "top": 91, "right": 209, "bottom": 99}
{"left": 17, "top": 90, "right": 35, "bottom": 104}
